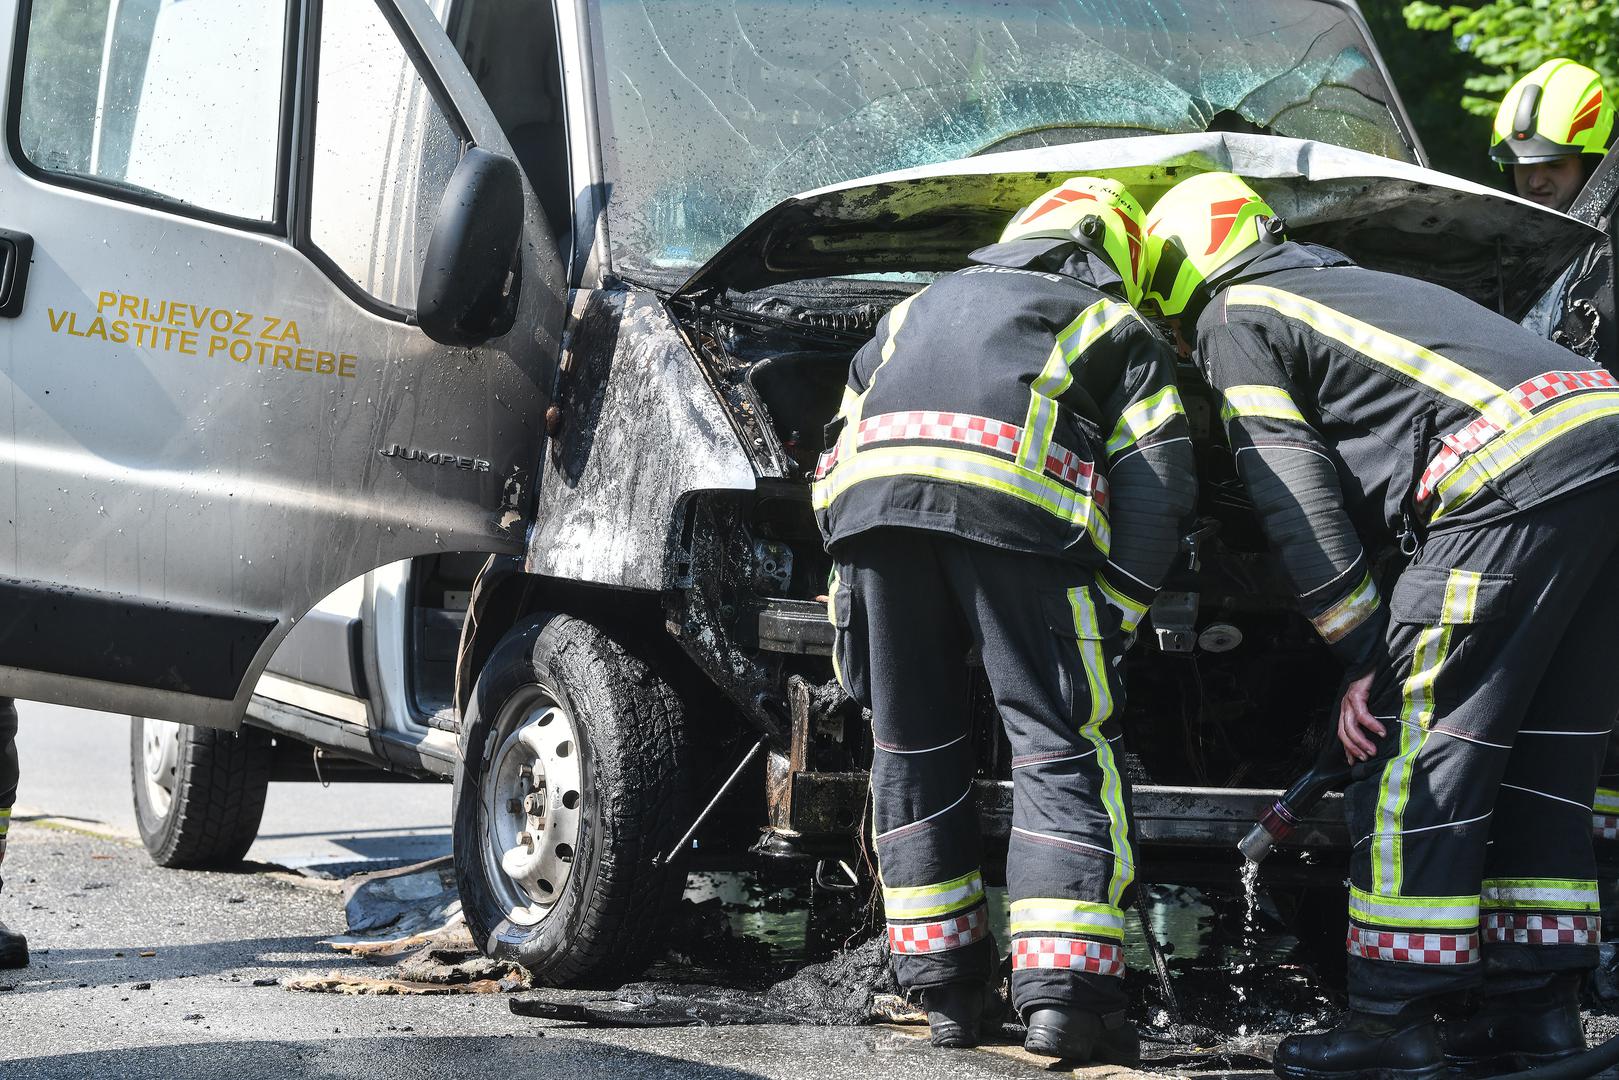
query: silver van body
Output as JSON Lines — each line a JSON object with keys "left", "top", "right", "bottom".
{"left": 3, "top": 0, "right": 1610, "bottom": 979}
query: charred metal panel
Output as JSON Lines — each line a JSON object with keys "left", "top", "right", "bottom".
{"left": 678, "top": 133, "right": 1599, "bottom": 320}
{"left": 526, "top": 288, "right": 754, "bottom": 589}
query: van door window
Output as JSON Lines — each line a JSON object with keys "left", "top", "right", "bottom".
{"left": 308, "top": 0, "right": 464, "bottom": 312}
{"left": 14, "top": 0, "right": 288, "bottom": 224}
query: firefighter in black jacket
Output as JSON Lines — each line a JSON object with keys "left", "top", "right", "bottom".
{"left": 813, "top": 178, "right": 1196, "bottom": 1060}
{"left": 1490, "top": 60, "right": 1614, "bottom": 374}
{"left": 1144, "top": 172, "right": 1619, "bottom": 1080}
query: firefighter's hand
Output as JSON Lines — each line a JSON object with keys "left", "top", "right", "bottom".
{"left": 1337, "top": 671, "right": 1383, "bottom": 762}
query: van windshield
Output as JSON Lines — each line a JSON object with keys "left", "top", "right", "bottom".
{"left": 586, "top": 0, "right": 1413, "bottom": 282}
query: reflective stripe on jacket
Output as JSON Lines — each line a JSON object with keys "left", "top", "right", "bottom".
{"left": 813, "top": 242, "right": 1197, "bottom": 629}
{"left": 1197, "top": 241, "right": 1619, "bottom": 671}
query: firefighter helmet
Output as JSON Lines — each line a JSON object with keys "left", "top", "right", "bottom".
{"left": 1490, "top": 59, "right": 1613, "bottom": 165}
{"left": 1143, "top": 172, "right": 1282, "bottom": 317}
{"left": 1000, "top": 177, "right": 1148, "bottom": 305}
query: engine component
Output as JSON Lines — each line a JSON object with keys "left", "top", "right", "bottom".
{"left": 1150, "top": 591, "right": 1200, "bottom": 653}
{"left": 1197, "top": 623, "right": 1243, "bottom": 653}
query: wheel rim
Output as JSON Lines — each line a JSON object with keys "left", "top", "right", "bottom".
{"left": 139, "top": 717, "right": 183, "bottom": 820}
{"left": 480, "top": 684, "right": 586, "bottom": 927}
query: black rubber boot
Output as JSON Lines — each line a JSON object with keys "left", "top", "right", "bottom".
{"left": 1273, "top": 1009, "right": 1444, "bottom": 1080}
{"left": 1442, "top": 976, "right": 1585, "bottom": 1075}
{"left": 0, "top": 917, "right": 27, "bottom": 969}
{"left": 1024, "top": 1006, "right": 1141, "bottom": 1065}
{"left": 920, "top": 982, "right": 986, "bottom": 1049}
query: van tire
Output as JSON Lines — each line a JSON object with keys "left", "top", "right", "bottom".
{"left": 130, "top": 716, "right": 272, "bottom": 868}
{"left": 454, "top": 613, "right": 689, "bottom": 987}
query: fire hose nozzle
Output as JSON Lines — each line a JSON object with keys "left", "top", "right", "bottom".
{"left": 1238, "top": 821, "right": 1278, "bottom": 864}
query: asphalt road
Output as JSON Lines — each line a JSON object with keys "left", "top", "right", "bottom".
{"left": 12, "top": 701, "right": 451, "bottom": 875}
{"left": 0, "top": 824, "right": 1126, "bottom": 1080}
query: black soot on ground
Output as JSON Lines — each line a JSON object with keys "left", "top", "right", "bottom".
{"left": 512, "top": 867, "right": 1345, "bottom": 1065}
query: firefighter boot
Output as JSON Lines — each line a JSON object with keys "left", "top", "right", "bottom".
{"left": 1024, "top": 1006, "right": 1142, "bottom": 1065}
{"left": 921, "top": 982, "right": 990, "bottom": 1049}
{"left": 0, "top": 917, "right": 26, "bottom": 969}
{"left": 1273, "top": 1009, "right": 1444, "bottom": 1080}
{"left": 1442, "top": 975, "right": 1585, "bottom": 1074}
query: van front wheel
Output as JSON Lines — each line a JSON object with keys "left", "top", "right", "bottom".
{"left": 453, "top": 614, "right": 689, "bottom": 986}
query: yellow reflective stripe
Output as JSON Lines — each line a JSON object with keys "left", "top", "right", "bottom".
{"left": 883, "top": 870, "right": 986, "bottom": 919}
{"left": 1373, "top": 569, "right": 1467, "bottom": 896}
{"left": 1226, "top": 286, "right": 1523, "bottom": 427}
{"left": 1068, "top": 587, "right": 1133, "bottom": 906}
{"left": 1481, "top": 878, "right": 1599, "bottom": 912}
{"left": 1108, "top": 385, "right": 1186, "bottom": 457}
{"left": 1219, "top": 383, "right": 1306, "bottom": 425}
{"left": 1432, "top": 392, "right": 1619, "bottom": 520}
{"left": 1095, "top": 574, "right": 1148, "bottom": 634}
{"left": 1442, "top": 570, "right": 1482, "bottom": 622}
{"left": 0, "top": 807, "right": 8, "bottom": 839}
{"left": 840, "top": 294, "right": 918, "bottom": 453}
{"left": 1020, "top": 341, "right": 1067, "bottom": 473}
{"left": 810, "top": 445, "right": 1111, "bottom": 551}
{"left": 1595, "top": 788, "right": 1619, "bottom": 815}
{"left": 1010, "top": 898, "right": 1126, "bottom": 940}
{"left": 1312, "top": 572, "right": 1380, "bottom": 645}
{"left": 1022, "top": 300, "right": 1133, "bottom": 473}
{"left": 1350, "top": 886, "right": 1479, "bottom": 929}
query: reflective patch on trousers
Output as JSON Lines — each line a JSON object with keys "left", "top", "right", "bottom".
{"left": 1011, "top": 937, "right": 1124, "bottom": 975}
{"left": 1483, "top": 913, "right": 1598, "bottom": 946}
{"left": 1595, "top": 814, "right": 1619, "bottom": 841}
{"left": 888, "top": 904, "right": 990, "bottom": 955}
{"left": 1346, "top": 925, "right": 1479, "bottom": 965}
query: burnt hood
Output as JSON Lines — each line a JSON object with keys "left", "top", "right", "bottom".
{"left": 675, "top": 132, "right": 1602, "bottom": 320}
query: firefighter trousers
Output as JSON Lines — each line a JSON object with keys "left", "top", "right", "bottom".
{"left": 0, "top": 698, "right": 15, "bottom": 888}
{"left": 830, "top": 530, "right": 1135, "bottom": 1017}
{"left": 1595, "top": 733, "right": 1619, "bottom": 940}
{"left": 1346, "top": 481, "right": 1619, "bottom": 1013}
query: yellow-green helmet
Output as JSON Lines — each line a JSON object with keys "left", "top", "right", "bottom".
{"left": 1491, "top": 59, "right": 1613, "bottom": 165}
{"left": 1000, "top": 177, "right": 1147, "bottom": 306}
{"left": 1143, "top": 172, "right": 1281, "bottom": 317}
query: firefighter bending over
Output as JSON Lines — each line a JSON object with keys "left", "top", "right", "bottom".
{"left": 1145, "top": 172, "right": 1619, "bottom": 1080}
{"left": 813, "top": 178, "right": 1196, "bottom": 1061}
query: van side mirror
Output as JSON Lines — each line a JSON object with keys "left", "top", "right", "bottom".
{"left": 418, "top": 147, "right": 523, "bottom": 347}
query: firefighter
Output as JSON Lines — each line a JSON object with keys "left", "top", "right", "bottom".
{"left": 1491, "top": 59, "right": 1615, "bottom": 372}
{"left": 0, "top": 697, "right": 24, "bottom": 968}
{"left": 1144, "top": 172, "right": 1619, "bottom": 1079}
{"left": 1492, "top": 61, "right": 1619, "bottom": 986}
{"left": 813, "top": 177, "right": 1195, "bottom": 1059}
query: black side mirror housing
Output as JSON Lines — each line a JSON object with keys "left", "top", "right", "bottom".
{"left": 418, "top": 146, "right": 523, "bottom": 347}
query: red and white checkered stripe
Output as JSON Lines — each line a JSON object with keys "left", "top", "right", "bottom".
{"left": 1012, "top": 937, "right": 1124, "bottom": 975}
{"left": 1346, "top": 925, "right": 1479, "bottom": 965}
{"left": 1596, "top": 814, "right": 1619, "bottom": 841}
{"left": 859, "top": 411, "right": 1022, "bottom": 456}
{"left": 888, "top": 906, "right": 989, "bottom": 955}
{"left": 1484, "top": 913, "right": 1599, "bottom": 946}
{"left": 854, "top": 410, "right": 1098, "bottom": 491}
{"left": 1417, "top": 369, "right": 1619, "bottom": 503}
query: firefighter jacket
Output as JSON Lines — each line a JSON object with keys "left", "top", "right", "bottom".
{"left": 812, "top": 239, "right": 1197, "bottom": 631}
{"left": 1195, "top": 240, "right": 1619, "bottom": 674}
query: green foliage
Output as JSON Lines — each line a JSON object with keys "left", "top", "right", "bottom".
{"left": 1403, "top": 1, "right": 1619, "bottom": 117}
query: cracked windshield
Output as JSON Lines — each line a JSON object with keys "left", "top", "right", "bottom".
{"left": 590, "top": 0, "right": 1412, "bottom": 280}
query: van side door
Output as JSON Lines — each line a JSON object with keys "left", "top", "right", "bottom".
{"left": 0, "top": 0, "right": 564, "bottom": 728}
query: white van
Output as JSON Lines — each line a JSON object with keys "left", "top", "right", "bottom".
{"left": 1, "top": 0, "right": 1605, "bottom": 984}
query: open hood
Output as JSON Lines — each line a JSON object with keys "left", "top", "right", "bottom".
{"left": 676, "top": 132, "right": 1601, "bottom": 320}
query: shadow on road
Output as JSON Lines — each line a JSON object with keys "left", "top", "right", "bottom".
{"left": 4, "top": 1035, "right": 775, "bottom": 1079}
